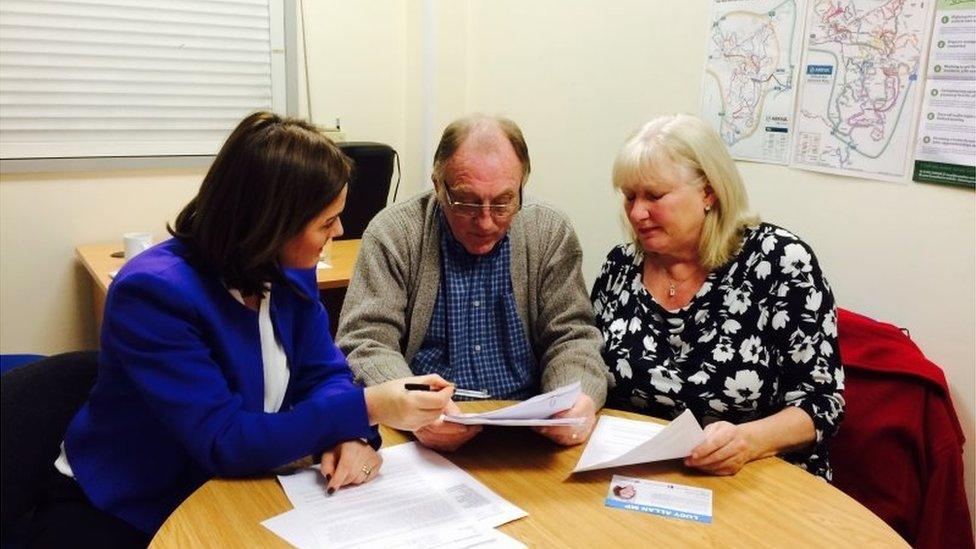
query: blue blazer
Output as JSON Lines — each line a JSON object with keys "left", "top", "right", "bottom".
{"left": 65, "top": 239, "right": 376, "bottom": 534}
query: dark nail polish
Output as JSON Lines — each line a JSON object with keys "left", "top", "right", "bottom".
{"left": 325, "top": 474, "right": 331, "bottom": 482}
{"left": 327, "top": 487, "right": 335, "bottom": 495}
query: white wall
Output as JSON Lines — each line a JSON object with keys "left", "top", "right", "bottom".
{"left": 1, "top": 0, "right": 973, "bottom": 530}
{"left": 0, "top": 170, "right": 203, "bottom": 351}
{"left": 300, "top": 2, "right": 409, "bottom": 170}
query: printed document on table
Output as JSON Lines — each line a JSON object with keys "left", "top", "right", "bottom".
{"left": 262, "top": 510, "right": 524, "bottom": 549}
{"left": 444, "top": 381, "right": 584, "bottom": 426}
{"left": 573, "top": 410, "right": 705, "bottom": 473}
{"left": 379, "top": 442, "right": 526, "bottom": 527}
{"left": 261, "top": 511, "right": 316, "bottom": 548}
{"left": 271, "top": 442, "right": 526, "bottom": 547}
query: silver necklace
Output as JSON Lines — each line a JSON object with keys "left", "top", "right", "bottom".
{"left": 651, "top": 263, "right": 698, "bottom": 298}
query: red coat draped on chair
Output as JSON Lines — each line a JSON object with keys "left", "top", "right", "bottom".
{"left": 832, "top": 308, "right": 973, "bottom": 549}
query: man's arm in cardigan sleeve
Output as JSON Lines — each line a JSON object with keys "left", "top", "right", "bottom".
{"left": 336, "top": 228, "right": 416, "bottom": 386}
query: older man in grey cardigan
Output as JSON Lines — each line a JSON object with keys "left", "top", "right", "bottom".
{"left": 337, "top": 114, "right": 608, "bottom": 451}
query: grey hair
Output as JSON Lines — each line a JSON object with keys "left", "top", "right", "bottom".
{"left": 431, "top": 114, "right": 531, "bottom": 186}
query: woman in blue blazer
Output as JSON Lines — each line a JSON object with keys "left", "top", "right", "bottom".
{"left": 29, "top": 112, "right": 455, "bottom": 547}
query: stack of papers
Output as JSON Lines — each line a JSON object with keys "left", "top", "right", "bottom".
{"left": 444, "top": 381, "right": 585, "bottom": 427}
{"left": 264, "top": 442, "right": 526, "bottom": 548}
{"left": 573, "top": 409, "right": 705, "bottom": 472}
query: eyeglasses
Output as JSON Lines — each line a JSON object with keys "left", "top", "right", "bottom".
{"left": 440, "top": 184, "right": 523, "bottom": 219}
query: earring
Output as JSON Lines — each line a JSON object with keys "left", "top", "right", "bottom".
{"left": 704, "top": 205, "right": 712, "bottom": 213}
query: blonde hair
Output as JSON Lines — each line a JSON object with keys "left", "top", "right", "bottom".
{"left": 611, "top": 114, "right": 759, "bottom": 270}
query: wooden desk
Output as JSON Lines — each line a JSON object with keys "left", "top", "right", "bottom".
{"left": 150, "top": 404, "right": 907, "bottom": 548}
{"left": 76, "top": 239, "right": 361, "bottom": 335}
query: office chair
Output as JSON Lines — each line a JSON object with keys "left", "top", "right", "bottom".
{"left": 324, "top": 142, "right": 397, "bottom": 335}
{"left": 336, "top": 142, "right": 396, "bottom": 240}
{"left": 0, "top": 355, "right": 45, "bottom": 376}
{"left": 1, "top": 351, "right": 99, "bottom": 532}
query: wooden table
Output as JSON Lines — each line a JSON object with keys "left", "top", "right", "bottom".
{"left": 76, "top": 239, "right": 361, "bottom": 334}
{"left": 150, "top": 403, "right": 907, "bottom": 548}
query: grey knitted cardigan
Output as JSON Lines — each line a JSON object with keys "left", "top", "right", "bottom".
{"left": 336, "top": 190, "right": 609, "bottom": 406}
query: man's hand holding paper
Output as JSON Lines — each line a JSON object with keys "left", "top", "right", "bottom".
{"left": 442, "top": 382, "right": 587, "bottom": 428}
{"left": 413, "top": 400, "right": 484, "bottom": 452}
{"left": 533, "top": 393, "right": 597, "bottom": 446}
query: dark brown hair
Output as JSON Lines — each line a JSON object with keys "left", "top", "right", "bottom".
{"left": 169, "top": 111, "right": 351, "bottom": 296}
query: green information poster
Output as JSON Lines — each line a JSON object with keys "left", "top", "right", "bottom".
{"left": 912, "top": 0, "right": 976, "bottom": 188}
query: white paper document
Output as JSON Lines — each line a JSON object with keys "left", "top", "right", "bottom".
{"left": 444, "top": 381, "right": 584, "bottom": 427}
{"left": 383, "top": 442, "right": 526, "bottom": 528}
{"left": 445, "top": 416, "right": 584, "bottom": 427}
{"left": 572, "top": 409, "right": 706, "bottom": 473}
{"left": 266, "top": 442, "right": 526, "bottom": 548}
{"left": 261, "top": 510, "right": 317, "bottom": 549}
{"left": 262, "top": 510, "right": 523, "bottom": 549}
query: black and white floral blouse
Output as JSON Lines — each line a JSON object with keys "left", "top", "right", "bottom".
{"left": 591, "top": 223, "right": 845, "bottom": 479}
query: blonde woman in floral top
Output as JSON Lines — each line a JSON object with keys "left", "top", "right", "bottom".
{"left": 591, "top": 114, "right": 844, "bottom": 480}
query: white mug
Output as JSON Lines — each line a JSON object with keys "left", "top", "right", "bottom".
{"left": 123, "top": 232, "right": 153, "bottom": 260}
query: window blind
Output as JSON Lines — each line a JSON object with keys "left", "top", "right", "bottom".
{"left": 0, "top": 0, "right": 286, "bottom": 159}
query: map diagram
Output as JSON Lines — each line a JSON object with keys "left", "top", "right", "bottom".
{"left": 701, "top": 0, "right": 806, "bottom": 164}
{"left": 791, "top": 0, "right": 935, "bottom": 180}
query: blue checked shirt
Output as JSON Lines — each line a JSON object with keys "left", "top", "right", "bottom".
{"left": 411, "top": 214, "right": 536, "bottom": 400}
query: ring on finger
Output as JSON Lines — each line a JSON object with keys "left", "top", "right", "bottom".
{"left": 361, "top": 463, "right": 373, "bottom": 478}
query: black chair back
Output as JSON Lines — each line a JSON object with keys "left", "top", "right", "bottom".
{"left": 336, "top": 142, "right": 395, "bottom": 240}
{"left": 1, "top": 351, "right": 98, "bottom": 528}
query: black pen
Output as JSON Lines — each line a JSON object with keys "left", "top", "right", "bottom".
{"left": 404, "top": 383, "right": 491, "bottom": 399}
